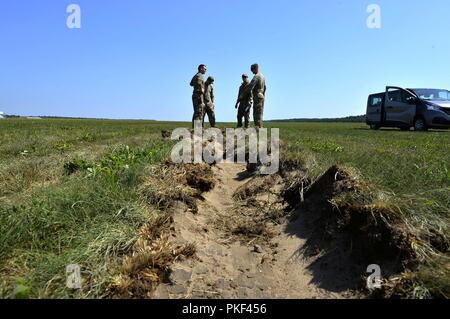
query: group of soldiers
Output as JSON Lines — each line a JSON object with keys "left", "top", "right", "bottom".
{"left": 190, "top": 63, "right": 266, "bottom": 129}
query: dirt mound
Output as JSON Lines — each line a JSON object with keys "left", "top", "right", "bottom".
{"left": 161, "top": 130, "right": 172, "bottom": 140}
{"left": 279, "top": 158, "right": 308, "bottom": 175}
{"left": 282, "top": 165, "right": 417, "bottom": 293}
{"left": 277, "top": 158, "right": 314, "bottom": 209}
{"left": 140, "top": 162, "right": 215, "bottom": 212}
{"left": 233, "top": 174, "right": 281, "bottom": 201}
{"left": 181, "top": 163, "right": 216, "bottom": 192}
{"left": 305, "top": 166, "right": 414, "bottom": 263}
{"left": 281, "top": 172, "right": 310, "bottom": 209}
{"left": 305, "top": 165, "right": 363, "bottom": 203}
{"left": 109, "top": 214, "right": 196, "bottom": 298}
{"left": 336, "top": 204, "right": 415, "bottom": 263}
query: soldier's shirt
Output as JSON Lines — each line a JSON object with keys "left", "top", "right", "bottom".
{"left": 190, "top": 72, "right": 205, "bottom": 95}
{"left": 204, "top": 83, "right": 214, "bottom": 105}
{"left": 238, "top": 82, "right": 253, "bottom": 103}
{"left": 247, "top": 73, "right": 266, "bottom": 100}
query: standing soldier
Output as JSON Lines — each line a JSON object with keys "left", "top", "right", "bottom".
{"left": 246, "top": 64, "right": 266, "bottom": 128}
{"left": 203, "top": 76, "right": 216, "bottom": 128}
{"left": 235, "top": 74, "right": 253, "bottom": 128}
{"left": 190, "top": 64, "right": 206, "bottom": 128}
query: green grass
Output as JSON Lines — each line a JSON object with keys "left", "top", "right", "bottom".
{"left": 0, "top": 118, "right": 449, "bottom": 298}
{"left": 0, "top": 118, "right": 177, "bottom": 298}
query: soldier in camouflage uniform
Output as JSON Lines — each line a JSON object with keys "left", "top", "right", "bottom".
{"left": 190, "top": 64, "right": 206, "bottom": 128}
{"left": 246, "top": 64, "right": 266, "bottom": 128}
{"left": 235, "top": 74, "right": 253, "bottom": 128}
{"left": 203, "top": 76, "right": 216, "bottom": 128}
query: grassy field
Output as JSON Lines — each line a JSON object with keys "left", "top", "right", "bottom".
{"left": 0, "top": 118, "right": 449, "bottom": 298}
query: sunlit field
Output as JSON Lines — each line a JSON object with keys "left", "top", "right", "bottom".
{"left": 0, "top": 118, "right": 448, "bottom": 298}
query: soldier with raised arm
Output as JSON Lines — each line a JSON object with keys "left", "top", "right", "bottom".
{"left": 190, "top": 64, "right": 207, "bottom": 128}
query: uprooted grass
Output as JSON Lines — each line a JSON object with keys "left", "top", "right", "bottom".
{"left": 233, "top": 173, "right": 281, "bottom": 201}
{"left": 282, "top": 163, "right": 450, "bottom": 298}
{"left": 221, "top": 173, "right": 287, "bottom": 243}
{"left": 139, "top": 162, "right": 215, "bottom": 213}
{"left": 301, "top": 166, "right": 415, "bottom": 262}
{"left": 109, "top": 214, "right": 196, "bottom": 298}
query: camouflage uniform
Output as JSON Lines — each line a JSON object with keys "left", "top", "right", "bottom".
{"left": 203, "top": 77, "right": 216, "bottom": 127}
{"left": 236, "top": 79, "right": 253, "bottom": 128}
{"left": 190, "top": 72, "right": 205, "bottom": 127}
{"left": 247, "top": 72, "right": 266, "bottom": 128}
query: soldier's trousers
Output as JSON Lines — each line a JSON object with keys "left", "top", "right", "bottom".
{"left": 253, "top": 98, "right": 265, "bottom": 128}
{"left": 237, "top": 102, "right": 251, "bottom": 128}
{"left": 192, "top": 95, "right": 204, "bottom": 128}
{"left": 202, "top": 103, "right": 216, "bottom": 127}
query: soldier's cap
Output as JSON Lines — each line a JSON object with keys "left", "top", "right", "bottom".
{"left": 207, "top": 76, "right": 215, "bottom": 82}
{"left": 242, "top": 74, "right": 248, "bottom": 78}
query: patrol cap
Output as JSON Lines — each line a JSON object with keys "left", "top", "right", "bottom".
{"left": 207, "top": 76, "right": 215, "bottom": 82}
{"left": 242, "top": 74, "right": 248, "bottom": 78}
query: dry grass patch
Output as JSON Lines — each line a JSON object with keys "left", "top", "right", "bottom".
{"left": 139, "top": 162, "right": 215, "bottom": 213}
{"left": 110, "top": 215, "right": 195, "bottom": 298}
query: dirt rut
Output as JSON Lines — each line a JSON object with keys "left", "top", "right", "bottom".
{"left": 153, "top": 163, "right": 349, "bottom": 299}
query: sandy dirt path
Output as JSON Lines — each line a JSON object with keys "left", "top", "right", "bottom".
{"left": 153, "top": 163, "right": 349, "bottom": 299}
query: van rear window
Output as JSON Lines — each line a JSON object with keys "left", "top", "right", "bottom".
{"left": 370, "top": 96, "right": 383, "bottom": 107}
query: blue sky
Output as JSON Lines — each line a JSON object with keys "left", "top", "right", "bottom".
{"left": 1, "top": 0, "right": 450, "bottom": 121}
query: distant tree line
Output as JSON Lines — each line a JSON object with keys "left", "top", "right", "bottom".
{"left": 2, "top": 115, "right": 156, "bottom": 121}
{"left": 269, "top": 115, "right": 366, "bottom": 123}
{"left": 3, "top": 114, "right": 366, "bottom": 123}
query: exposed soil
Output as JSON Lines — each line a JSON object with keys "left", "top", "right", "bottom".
{"left": 152, "top": 163, "right": 361, "bottom": 299}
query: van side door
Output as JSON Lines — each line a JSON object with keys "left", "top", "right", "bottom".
{"left": 385, "top": 87, "right": 417, "bottom": 126}
{"left": 366, "top": 94, "right": 383, "bottom": 124}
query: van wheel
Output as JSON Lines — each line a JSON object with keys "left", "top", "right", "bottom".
{"left": 414, "top": 117, "right": 428, "bottom": 131}
{"left": 370, "top": 124, "right": 380, "bottom": 130}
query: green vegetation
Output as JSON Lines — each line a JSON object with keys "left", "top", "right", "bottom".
{"left": 0, "top": 118, "right": 448, "bottom": 298}
{"left": 0, "top": 118, "right": 176, "bottom": 298}
{"left": 270, "top": 115, "right": 366, "bottom": 123}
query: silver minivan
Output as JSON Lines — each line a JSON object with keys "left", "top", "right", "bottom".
{"left": 366, "top": 86, "right": 450, "bottom": 131}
